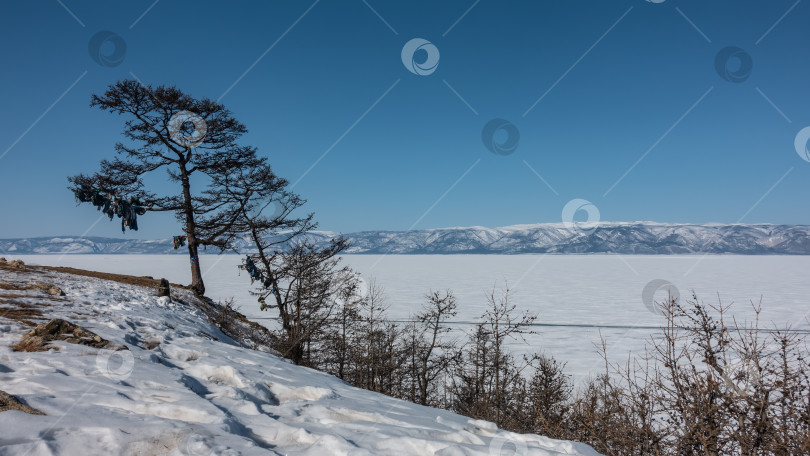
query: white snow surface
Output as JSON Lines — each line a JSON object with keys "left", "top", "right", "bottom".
{"left": 12, "top": 254, "right": 810, "bottom": 386}
{"left": 0, "top": 266, "right": 601, "bottom": 455}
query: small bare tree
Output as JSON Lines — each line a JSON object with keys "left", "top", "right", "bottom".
{"left": 522, "top": 354, "right": 573, "bottom": 438}
{"left": 268, "top": 238, "right": 355, "bottom": 365}
{"left": 403, "top": 290, "right": 460, "bottom": 406}
{"left": 224, "top": 156, "right": 358, "bottom": 366}
{"left": 321, "top": 276, "right": 363, "bottom": 381}
{"left": 351, "top": 280, "right": 402, "bottom": 395}
{"left": 451, "top": 285, "right": 537, "bottom": 429}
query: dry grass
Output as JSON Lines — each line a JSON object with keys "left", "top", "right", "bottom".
{"left": 0, "top": 260, "right": 277, "bottom": 353}
{"left": 0, "top": 269, "right": 64, "bottom": 326}
{"left": 0, "top": 390, "right": 44, "bottom": 415}
{"left": 0, "top": 300, "right": 46, "bottom": 327}
{"left": 36, "top": 265, "right": 188, "bottom": 291}
{"left": 0, "top": 282, "right": 38, "bottom": 291}
{"left": 12, "top": 318, "right": 127, "bottom": 352}
{"left": 0, "top": 293, "right": 40, "bottom": 299}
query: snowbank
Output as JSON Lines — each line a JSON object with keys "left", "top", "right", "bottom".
{"left": 0, "top": 264, "right": 601, "bottom": 455}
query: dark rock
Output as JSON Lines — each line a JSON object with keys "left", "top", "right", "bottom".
{"left": 12, "top": 318, "right": 128, "bottom": 352}
{"left": 157, "top": 278, "right": 171, "bottom": 298}
{"left": 43, "top": 285, "right": 65, "bottom": 297}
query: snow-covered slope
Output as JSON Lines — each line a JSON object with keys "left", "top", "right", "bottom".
{"left": 339, "top": 223, "right": 810, "bottom": 254}
{"left": 0, "top": 233, "right": 333, "bottom": 255}
{"left": 3, "top": 222, "right": 810, "bottom": 255}
{"left": 0, "top": 265, "right": 600, "bottom": 455}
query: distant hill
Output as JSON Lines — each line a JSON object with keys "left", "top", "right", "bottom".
{"left": 3, "top": 222, "right": 810, "bottom": 255}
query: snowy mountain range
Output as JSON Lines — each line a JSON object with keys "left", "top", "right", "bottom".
{"left": 2, "top": 222, "right": 810, "bottom": 255}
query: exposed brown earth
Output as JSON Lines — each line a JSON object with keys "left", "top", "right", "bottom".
{"left": 12, "top": 318, "right": 128, "bottom": 352}
{"left": 0, "top": 390, "right": 44, "bottom": 415}
{"left": 0, "top": 259, "right": 277, "bottom": 354}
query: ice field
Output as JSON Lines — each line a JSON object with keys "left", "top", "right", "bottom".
{"left": 14, "top": 254, "right": 810, "bottom": 384}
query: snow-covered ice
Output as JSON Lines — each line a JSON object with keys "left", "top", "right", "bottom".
{"left": 13, "top": 254, "right": 810, "bottom": 385}
{"left": 0, "top": 264, "right": 601, "bottom": 455}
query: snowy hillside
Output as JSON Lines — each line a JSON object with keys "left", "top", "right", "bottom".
{"left": 0, "top": 233, "right": 332, "bottom": 255}
{"left": 0, "top": 262, "right": 601, "bottom": 455}
{"left": 3, "top": 222, "right": 810, "bottom": 255}
{"left": 336, "top": 222, "right": 810, "bottom": 254}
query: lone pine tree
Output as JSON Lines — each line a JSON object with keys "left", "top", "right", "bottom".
{"left": 69, "top": 79, "right": 272, "bottom": 295}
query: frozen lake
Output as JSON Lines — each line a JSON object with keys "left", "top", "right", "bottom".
{"left": 13, "top": 254, "right": 810, "bottom": 384}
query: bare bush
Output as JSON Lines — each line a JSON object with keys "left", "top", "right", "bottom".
{"left": 233, "top": 239, "right": 809, "bottom": 456}
{"left": 401, "top": 290, "right": 460, "bottom": 407}
{"left": 450, "top": 285, "right": 538, "bottom": 430}
{"left": 521, "top": 354, "right": 574, "bottom": 439}
{"left": 560, "top": 294, "right": 810, "bottom": 456}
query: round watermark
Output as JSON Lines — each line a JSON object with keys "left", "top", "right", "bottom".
{"left": 184, "top": 432, "right": 224, "bottom": 456}
{"left": 184, "top": 433, "right": 209, "bottom": 455}
{"left": 714, "top": 46, "right": 753, "bottom": 83}
{"left": 794, "top": 127, "right": 810, "bottom": 162}
{"left": 95, "top": 348, "right": 135, "bottom": 381}
{"left": 182, "top": 432, "right": 237, "bottom": 456}
{"left": 169, "top": 111, "right": 208, "bottom": 148}
{"left": 642, "top": 279, "right": 680, "bottom": 316}
{"left": 246, "top": 196, "right": 284, "bottom": 221}
{"left": 481, "top": 119, "right": 520, "bottom": 156}
{"left": 489, "top": 435, "right": 529, "bottom": 456}
{"left": 88, "top": 31, "right": 127, "bottom": 67}
{"left": 401, "top": 38, "right": 440, "bottom": 76}
{"left": 561, "top": 199, "right": 600, "bottom": 235}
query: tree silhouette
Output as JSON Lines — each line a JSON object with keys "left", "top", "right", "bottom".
{"left": 69, "top": 79, "right": 269, "bottom": 295}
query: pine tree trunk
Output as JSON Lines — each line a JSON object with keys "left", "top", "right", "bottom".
{"left": 180, "top": 163, "right": 205, "bottom": 296}
{"left": 187, "top": 238, "right": 204, "bottom": 295}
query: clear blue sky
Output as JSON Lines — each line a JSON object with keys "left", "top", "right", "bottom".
{"left": 1, "top": 0, "right": 809, "bottom": 239}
